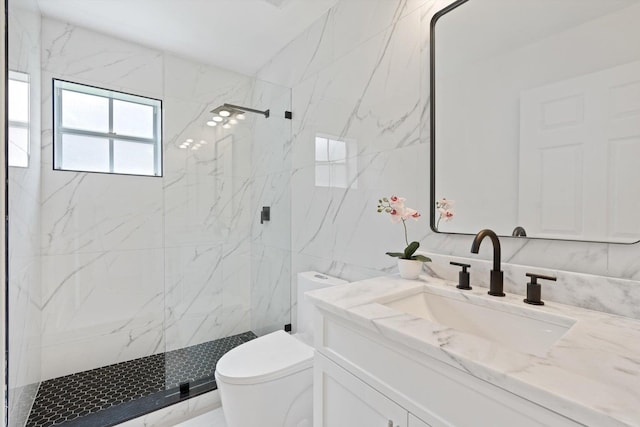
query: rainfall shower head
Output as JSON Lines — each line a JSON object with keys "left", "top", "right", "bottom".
{"left": 210, "top": 103, "right": 270, "bottom": 119}
{"left": 206, "top": 103, "right": 270, "bottom": 129}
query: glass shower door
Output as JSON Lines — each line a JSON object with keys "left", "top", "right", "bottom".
{"left": 162, "top": 77, "right": 293, "bottom": 397}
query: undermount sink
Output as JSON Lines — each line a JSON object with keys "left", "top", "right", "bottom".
{"left": 383, "top": 290, "right": 575, "bottom": 357}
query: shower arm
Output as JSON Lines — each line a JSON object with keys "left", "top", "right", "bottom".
{"left": 222, "top": 103, "right": 270, "bottom": 118}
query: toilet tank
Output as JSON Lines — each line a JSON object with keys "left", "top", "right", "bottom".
{"left": 296, "top": 271, "right": 347, "bottom": 344}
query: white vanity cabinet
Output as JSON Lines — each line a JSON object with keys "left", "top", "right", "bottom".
{"left": 315, "top": 353, "right": 411, "bottom": 427}
{"left": 313, "top": 311, "right": 582, "bottom": 427}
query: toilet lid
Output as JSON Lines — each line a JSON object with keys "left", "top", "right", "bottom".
{"left": 215, "top": 330, "right": 314, "bottom": 385}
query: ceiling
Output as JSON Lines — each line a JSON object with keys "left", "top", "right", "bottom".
{"left": 34, "top": 0, "right": 338, "bottom": 76}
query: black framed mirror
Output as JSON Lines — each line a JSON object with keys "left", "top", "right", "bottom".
{"left": 430, "top": 0, "right": 640, "bottom": 244}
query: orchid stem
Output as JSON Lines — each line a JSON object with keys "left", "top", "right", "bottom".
{"left": 402, "top": 219, "right": 409, "bottom": 246}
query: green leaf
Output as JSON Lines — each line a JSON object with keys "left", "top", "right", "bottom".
{"left": 404, "top": 241, "right": 420, "bottom": 258}
{"left": 383, "top": 197, "right": 389, "bottom": 202}
{"left": 412, "top": 255, "right": 432, "bottom": 262}
{"left": 385, "top": 252, "right": 405, "bottom": 258}
{"left": 385, "top": 208, "right": 392, "bottom": 213}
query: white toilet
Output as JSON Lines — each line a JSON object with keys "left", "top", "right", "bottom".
{"left": 215, "top": 271, "right": 347, "bottom": 427}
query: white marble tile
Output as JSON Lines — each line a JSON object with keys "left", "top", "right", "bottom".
{"left": 251, "top": 171, "right": 291, "bottom": 251}
{"left": 176, "top": 407, "right": 227, "bottom": 427}
{"left": 8, "top": 255, "right": 41, "bottom": 382}
{"left": 115, "top": 399, "right": 191, "bottom": 427}
{"left": 290, "top": 13, "right": 422, "bottom": 171}
{"left": 114, "top": 391, "right": 222, "bottom": 427}
{"left": 291, "top": 146, "right": 429, "bottom": 271}
{"left": 250, "top": 115, "right": 292, "bottom": 177}
{"left": 220, "top": 241, "right": 252, "bottom": 337}
{"left": 8, "top": 383, "right": 39, "bottom": 427}
{"left": 184, "top": 391, "right": 223, "bottom": 424}
{"left": 8, "top": 6, "right": 40, "bottom": 72}
{"left": 32, "top": 17, "right": 273, "bottom": 386}
{"left": 257, "top": 0, "right": 428, "bottom": 88}
{"left": 257, "top": 9, "right": 334, "bottom": 88}
{"left": 606, "top": 242, "right": 640, "bottom": 281}
{"left": 249, "top": 80, "right": 292, "bottom": 177}
{"left": 41, "top": 320, "right": 164, "bottom": 381}
{"left": 162, "top": 97, "right": 224, "bottom": 175}
{"left": 164, "top": 244, "right": 226, "bottom": 351}
{"left": 41, "top": 18, "right": 164, "bottom": 99}
{"left": 163, "top": 53, "right": 253, "bottom": 106}
{"left": 40, "top": 169, "right": 164, "bottom": 255}
{"left": 251, "top": 244, "right": 292, "bottom": 336}
{"left": 8, "top": 6, "right": 42, "bottom": 426}
{"left": 422, "top": 251, "right": 640, "bottom": 320}
{"left": 40, "top": 249, "right": 165, "bottom": 379}
{"left": 163, "top": 171, "right": 252, "bottom": 248}
{"left": 162, "top": 97, "right": 254, "bottom": 178}
{"left": 9, "top": 171, "right": 41, "bottom": 257}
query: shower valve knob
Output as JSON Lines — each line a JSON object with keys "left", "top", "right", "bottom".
{"left": 260, "top": 206, "right": 270, "bottom": 224}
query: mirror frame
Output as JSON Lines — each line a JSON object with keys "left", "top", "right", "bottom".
{"left": 428, "top": 0, "right": 639, "bottom": 245}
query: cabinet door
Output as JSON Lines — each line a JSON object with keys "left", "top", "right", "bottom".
{"left": 408, "top": 414, "right": 432, "bottom": 427}
{"left": 315, "top": 353, "right": 407, "bottom": 427}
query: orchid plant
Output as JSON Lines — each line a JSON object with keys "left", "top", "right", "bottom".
{"left": 377, "top": 196, "right": 431, "bottom": 262}
{"left": 435, "top": 198, "right": 455, "bottom": 229}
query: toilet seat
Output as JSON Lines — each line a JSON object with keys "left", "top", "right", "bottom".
{"left": 215, "top": 330, "right": 314, "bottom": 386}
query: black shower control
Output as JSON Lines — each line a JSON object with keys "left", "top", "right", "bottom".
{"left": 284, "top": 323, "right": 292, "bottom": 332}
{"left": 285, "top": 111, "right": 293, "bottom": 119}
{"left": 524, "top": 273, "right": 556, "bottom": 305}
{"left": 261, "top": 206, "right": 270, "bottom": 224}
{"left": 450, "top": 262, "right": 471, "bottom": 290}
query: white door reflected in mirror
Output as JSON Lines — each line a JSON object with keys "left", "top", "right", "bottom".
{"left": 432, "top": 0, "right": 640, "bottom": 243}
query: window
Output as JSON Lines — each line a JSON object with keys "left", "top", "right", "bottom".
{"left": 9, "top": 71, "right": 30, "bottom": 168}
{"left": 53, "top": 79, "right": 162, "bottom": 176}
{"left": 315, "top": 134, "right": 358, "bottom": 189}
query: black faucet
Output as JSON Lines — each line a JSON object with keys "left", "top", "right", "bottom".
{"left": 470, "top": 229, "right": 505, "bottom": 297}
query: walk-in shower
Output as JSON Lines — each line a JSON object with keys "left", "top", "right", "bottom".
{"left": 7, "top": 2, "right": 293, "bottom": 426}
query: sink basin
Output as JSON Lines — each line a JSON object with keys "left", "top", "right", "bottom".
{"left": 383, "top": 290, "right": 575, "bottom": 357}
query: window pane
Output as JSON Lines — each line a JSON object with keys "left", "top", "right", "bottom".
{"left": 113, "top": 100, "right": 154, "bottom": 138}
{"left": 113, "top": 140, "right": 155, "bottom": 176}
{"left": 9, "top": 79, "right": 29, "bottom": 123}
{"left": 54, "top": 80, "right": 162, "bottom": 177}
{"left": 60, "top": 134, "right": 110, "bottom": 173}
{"left": 315, "top": 137, "right": 328, "bottom": 162}
{"left": 330, "top": 164, "right": 348, "bottom": 188}
{"left": 61, "top": 90, "right": 109, "bottom": 133}
{"left": 315, "top": 164, "right": 331, "bottom": 187}
{"left": 8, "top": 126, "right": 29, "bottom": 168}
{"left": 328, "top": 139, "right": 346, "bottom": 162}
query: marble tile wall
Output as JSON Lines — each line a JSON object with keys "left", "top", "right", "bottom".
{"left": 257, "top": 0, "right": 640, "bottom": 319}
{"left": 258, "top": 0, "right": 437, "bottom": 328}
{"left": 249, "top": 79, "right": 292, "bottom": 336}
{"left": 39, "top": 18, "right": 167, "bottom": 381}
{"left": 36, "top": 18, "right": 288, "bottom": 381}
{"left": 161, "top": 53, "right": 257, "bottom": 354}
{"left": 8, "top": 3, "right": 42, "bottom": 426}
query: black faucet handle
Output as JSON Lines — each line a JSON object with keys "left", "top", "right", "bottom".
{"left": 450, "top": 262, "right": 471, "bottom": 290}
{"left": 450, "top": 261, "right": 471, "bottom": 271}
{"left": 524, "top": 273, "right": 556, "bottom": 305}
{"left": 526, "top": 272, "right": 557, "bottom": 283}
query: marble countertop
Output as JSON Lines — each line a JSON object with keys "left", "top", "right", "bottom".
{"left": 307, "top": 274, "right": 640, "bottom": 427}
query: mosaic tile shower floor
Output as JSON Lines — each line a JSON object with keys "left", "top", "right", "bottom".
{"left": 25, "top": 331, "right": 257, "bottom": 427}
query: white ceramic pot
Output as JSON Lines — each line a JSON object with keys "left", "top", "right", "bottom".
{"left": 397, "top": 259, "right": 423, "bottom": 279}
